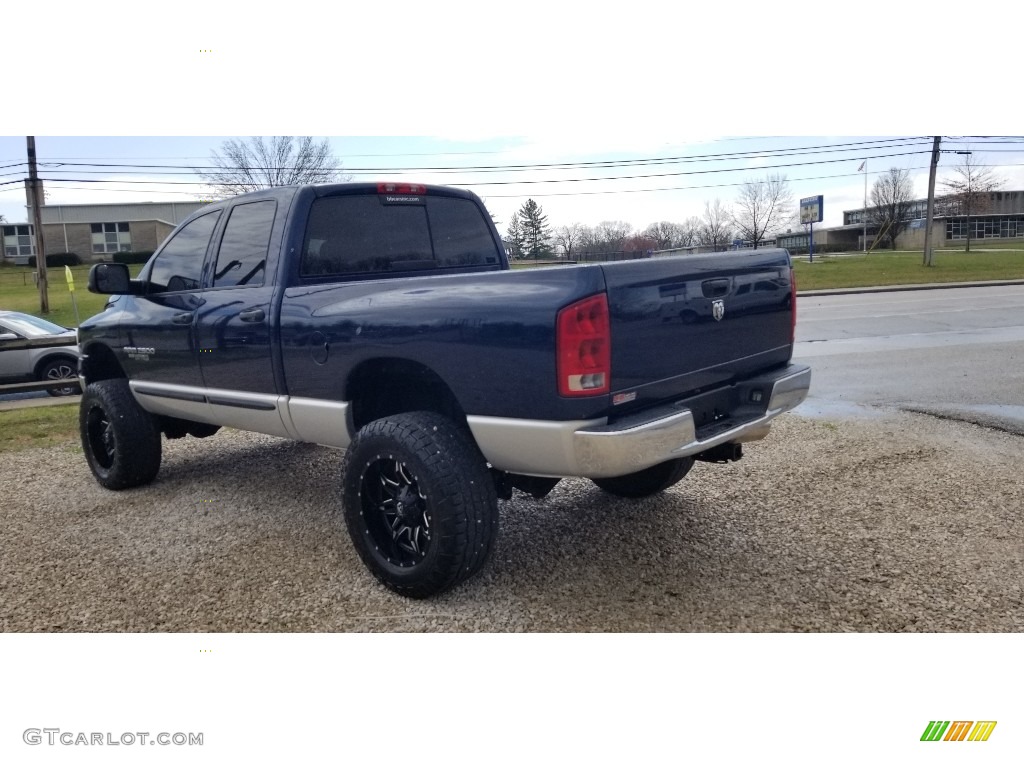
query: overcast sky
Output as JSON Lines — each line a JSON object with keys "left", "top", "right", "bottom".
{"left": 3, "top": 4, "right": 1020, "bottom": 240}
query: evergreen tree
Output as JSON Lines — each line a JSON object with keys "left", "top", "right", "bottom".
{"left": 517, "top": 199, "right": 553, "bottom": 259}
{"left": 505, "top": 212, "right": 526, "bottom": 260}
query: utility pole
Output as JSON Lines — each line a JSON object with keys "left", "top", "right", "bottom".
{"left": 26, "top": 136, "right": 49, "bottom": 313}
{"left": 922, "top": 136, "right": 941, "bottom": 267}
{"left": 861, "top": 160, "right": 867, "bottom": 252}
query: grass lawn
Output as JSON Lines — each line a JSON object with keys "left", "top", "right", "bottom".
{"left": 0, "top": 264, "right": 140, "bottom": 328}
{"left": 512, "top": 249, "right": 1024, "bottom": 290}
{"left": 0, "top": 404, "right": 79, "bottom": 453}
{"left": 793, "top": 249, "right": 1024, "bottom": 291}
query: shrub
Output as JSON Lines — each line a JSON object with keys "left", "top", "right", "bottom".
{"left": 28, "top": 253, "right": 82, "bottom": 268}
{"left": 112, "top": 251, "right": 154, "bottom": 265}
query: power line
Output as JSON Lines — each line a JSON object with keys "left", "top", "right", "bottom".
{"left": 11, "top": 149, "right": 947, "bottom": 190}
{"left": 32, "top": 162, "right": 1024, "bottom": 201}
{"left": 35, "top": 137, "right": 934, "bottom": 175}
{"left": 7, "top": 151, "right": 1024, "bottom": 196}
{"left": 4, "top": 136, "right": 1023, "bottom": 171}
{"left": 29, "top": 143, "right": 1024, "bottom": 179}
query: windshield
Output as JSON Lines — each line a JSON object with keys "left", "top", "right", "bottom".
{"left": 0, "top": 313, "right": 70, "bottom": 337}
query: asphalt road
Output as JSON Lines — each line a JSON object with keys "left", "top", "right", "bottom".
{"left": 793, "top": 285, "right": 1024, "bottom": 432}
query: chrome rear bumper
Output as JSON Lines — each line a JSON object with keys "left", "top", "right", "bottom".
{"left": 468, "top": 364, "right": 811, "bottom": 478}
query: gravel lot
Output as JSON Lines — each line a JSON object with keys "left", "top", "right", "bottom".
{"left": 2, "top": 411, "right": 1022, "bottom": 632}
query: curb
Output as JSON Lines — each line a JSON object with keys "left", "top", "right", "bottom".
{"left": 798, "top": 279, "right": 1024, "bottom": 297}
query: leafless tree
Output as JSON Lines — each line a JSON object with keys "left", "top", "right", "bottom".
{"left": 553, "top": 223, "right": 584, "bottom": 260}
{"left": 624, "top": 233, "right": 659, "bottom": 253}
{"left": 595, "top": 220, "right": 633, "bottom": 252}
{"left": 199, "top": 136, "right": 349, "bottom": 196}
{"left": 732, "top": 174, "right": 794, "bottom": 249}
{"left": 680, "top": 216, "right": 702, "bottom": 247}
{"left": 699, "top": 200, "right": 734, "bottom": 250}
{"left": 869, "top": 167, "right": 915, "bottom": 250}
{"left": 940, "top": 152, "right": 1002, "bottom": 253}
{"left": 643, "top": 221, "right": 684, "bottom": 250}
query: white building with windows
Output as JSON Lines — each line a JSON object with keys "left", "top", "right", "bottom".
{"left": 844, "top": 190, "right": 1024, "bottom": 249}
{"left": 776, "top": 190, "right": 1024, "bottom": 252}
{"left": 2, "top": 199, "right": 206, "bottom": 264}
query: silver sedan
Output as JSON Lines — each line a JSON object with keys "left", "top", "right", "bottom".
{"left": 0, "top": 311, "right": 81, "bottom": 396}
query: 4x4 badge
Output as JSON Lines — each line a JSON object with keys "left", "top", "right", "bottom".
{"left": 712, "top": 300, "right": 725, "bottom": 322}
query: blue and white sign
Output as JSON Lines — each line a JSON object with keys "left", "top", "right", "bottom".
{"left": 800, "top": 195, "right": 824, "bottom": 225}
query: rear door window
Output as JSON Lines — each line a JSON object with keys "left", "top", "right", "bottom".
{"left": 300, "top": 193, "right": 500, "bottom": 277}
{"left": 213, "top": 200, "right": 276, "bottom": 287}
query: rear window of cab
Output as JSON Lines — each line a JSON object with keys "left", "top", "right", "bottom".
{"left": 300, "top": 193, "right": 501, "bottom": 277}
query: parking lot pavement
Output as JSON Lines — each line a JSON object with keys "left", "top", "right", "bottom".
{"left": 2, "top": 408, "right": 1021, "bottom": 632}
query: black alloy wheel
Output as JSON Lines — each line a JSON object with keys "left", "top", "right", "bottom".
{"left": 360, "top": 456, "right": 433, "bottom": 568}
{"left": 79, "top": 379, "right": 162, "bottom": 490}
{"left": 342, "top": 411, "right": 499, "bottom": 598}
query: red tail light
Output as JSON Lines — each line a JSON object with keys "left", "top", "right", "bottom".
{"left": 377, "top": 182, "right": 426, "bottom": 194}
{"left": 790, "top": 267, "right": 797, "bottom": 344}
{"left": 557, "top": 294, "right": 611, "bottom": 397}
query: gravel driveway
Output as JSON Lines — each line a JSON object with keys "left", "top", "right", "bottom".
{"left": 2, "top": 411, "right": 1022, "bottom": 632}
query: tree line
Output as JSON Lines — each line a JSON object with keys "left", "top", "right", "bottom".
{"left": 504, "top": 173, "right": 799, "bottom": 260}
{"left": 507, "top": 152, "right": 1004, "bottom": 259}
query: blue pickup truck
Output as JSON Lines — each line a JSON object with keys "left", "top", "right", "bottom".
{"left": 77, "top": 182, "right": 810, "bottom": 597}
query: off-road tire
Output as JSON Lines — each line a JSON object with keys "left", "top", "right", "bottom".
{"left": 592, "top": 457, "right": 694, "bottom": 498}
{"left": 342, "top": 411, "right": 499, "bottom": 599}
{"left": 80, "top": 379, "right": 162, "bottom": 490}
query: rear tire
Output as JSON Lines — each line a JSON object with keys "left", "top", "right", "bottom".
{"left": 342, "top": 411, "right": 498, "bottom": 598}
{"left": 592, "top": 457, "right": 694, "bottom": 498}
{"left": 80, "top": 379, "right": 162, "bottom": 490}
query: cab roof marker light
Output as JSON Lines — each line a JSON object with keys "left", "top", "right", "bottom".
{"left": 377, "top": 183, "right": 426, "bottom": 195}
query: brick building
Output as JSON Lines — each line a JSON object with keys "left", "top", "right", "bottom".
{"left": 2, "top": 199, "right": 206, "bottom": 265}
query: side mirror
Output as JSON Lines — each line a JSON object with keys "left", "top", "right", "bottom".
{"left": 0, "top": 332, "right": 19, "bottom": 343}
{"left": 89, "top": 262, "right": 136, "bottom": 294}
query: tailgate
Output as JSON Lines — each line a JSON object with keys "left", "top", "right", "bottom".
{"left": 601, "top": 248, "right": 794, "bottom": 410}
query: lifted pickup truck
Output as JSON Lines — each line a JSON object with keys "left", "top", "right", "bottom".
{"left": 77, "top": 182, "right": 809, "bottom": 597}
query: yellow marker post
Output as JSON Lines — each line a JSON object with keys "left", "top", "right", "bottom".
{"left": 65, "top": 265, "right": 81, "bottom": 326}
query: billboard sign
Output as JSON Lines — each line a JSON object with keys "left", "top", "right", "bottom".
{"left": 800, "top": 195, "right": 823, "bottom": 224}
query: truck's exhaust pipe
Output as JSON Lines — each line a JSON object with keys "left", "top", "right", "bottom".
{"left": 695, "top": 443, "right": 743, "bottom": 464}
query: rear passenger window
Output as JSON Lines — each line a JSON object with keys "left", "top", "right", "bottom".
{"left": 213, "top": 200, "right": 276, "bottom": 287}
{"left": 300, "top": 193, "right": 500, "bottom": 277}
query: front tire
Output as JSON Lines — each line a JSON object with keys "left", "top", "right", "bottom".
{"left": 80, "top": 379, "right": 162, "bottom": 490}
{"left": 592, "top": 457, "right": 694, "bottom": 498}
{"left": 342, "top": 411, "right": 498, "bottom": 598}
{"left": 40, "top": 356, "right": 82, "bottom": 397}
